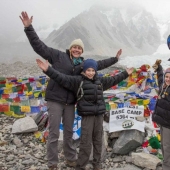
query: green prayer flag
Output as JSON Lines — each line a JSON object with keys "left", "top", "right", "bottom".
{"left": 10, "top": 105, "right": 21, "bottom": 114}
{"left": 106, "top": 103, "right": 111, "bottom": 111}
{"left": 0, "top": 84, "right": 5, "bottom": 88}
{"left": 111, "top": 97, "right": 119, "bottom": 101}
{"left": 6, "top": 98, "right": 13, "bottom": 102}
{"left": 26, "top": 83, "right": 32, "bottom": 92}
{"left": 138, "top": 100, "right": 143, "bottom": 105}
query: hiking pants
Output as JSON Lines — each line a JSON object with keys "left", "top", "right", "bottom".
{"left": 47, "top": 101, "right": 77, "bottom": 167}
{"left": 160, "top": 126, "right": 170, "bottom": 170}
{"left": 76, "top": 115, "right": 103, "bottom": 170}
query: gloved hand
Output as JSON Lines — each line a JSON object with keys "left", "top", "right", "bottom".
{"left": 152, "top": 59, "right": 161, "bottom": 72}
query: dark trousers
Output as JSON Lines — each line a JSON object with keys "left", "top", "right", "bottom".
{"left": 160, "top": 126, "right": 170, "bottom": 170}
{"left": 47, "top": 101, "right": 77, "bottom": 167}
{"left": 76, "top": 115, "right": 103, "bottom": 170}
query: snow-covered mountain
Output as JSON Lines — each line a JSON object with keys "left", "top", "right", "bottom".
{"left": 1, "top": 4, "right": 170, "bottom": 63}
{"left": 45, "top": 5, "right": 161, "bottom": 56}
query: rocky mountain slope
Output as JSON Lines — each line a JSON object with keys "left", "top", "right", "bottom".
{"left": 45, "top": 5, "right": 160, "bottom": 56}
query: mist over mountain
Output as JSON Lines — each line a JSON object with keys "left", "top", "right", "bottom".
{"left": 45, "top": 5, "right": 161, "bottom": 57}
{"left": 0, "top": 4, "right": 169, "bottom": 63}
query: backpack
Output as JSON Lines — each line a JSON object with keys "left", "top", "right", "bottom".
{"left": 33, "top": 111, "right": 48, "bottom": 131}
{"left": 76, "top": 79, "right": 103, "bottom": 101}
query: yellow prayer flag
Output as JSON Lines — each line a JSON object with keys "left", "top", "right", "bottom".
{"left": 41, "top": 91, "right": 45, "bottom": 97}
{"left": 0, "top": 99, "right": 8, "bottom": 104}
{"left": 127, "top": 82, "right": 134, "bottom": 87}
{"left": 3, "top": 88, "right": 13, "bottom": 94}
{"left": 12, "top": 112, "right": 25, "bottom": 118}
{"left": 33, "top": 91, "right": 41, "bottom": 98}
{"left": 110, "top": 103, "right": 117, "bottom": 109}
{"left": 5, "top": 83, "right": 13, "bottom": 88}
{"left": 4, "top": 111, "right": 13, "bottom": 117}
{"left": 143, "top": 99, "right": 150, "bottom": 105}
{"left": 34, "top": 131, "right": 42, "bottom": 139}
{"left": 131, "top": 72, "right": 137, "bottom": 78}
{"left": 157, "top": 133, "right": 161, "bottom": 141}
{"left": 21, "top": 106, "right": 31, "bottom": 112}
{"left": 17, "top": 79, "right": 22, "bottom": 83}
{"left": 36, "top": 81, "right": 42, "bottom": 87}
{"left": 25, "top": 91, "right": 33, "bottom": 96}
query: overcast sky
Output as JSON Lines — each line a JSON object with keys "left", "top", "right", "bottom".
{"left": 1, "top": 0, "right": 170, "bottom": 43}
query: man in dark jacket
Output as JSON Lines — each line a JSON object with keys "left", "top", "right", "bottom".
{"left": 36, "top": 58, "right": 134, "bottom": 170}
{"left": 20, "top": 11, "right": 123, "bottom": 169}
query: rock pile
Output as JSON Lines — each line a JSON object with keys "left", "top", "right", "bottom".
{"left": 0, "top": 61, "right": 163, "bottom": 170}
{"left": 0, "top": 113, "right": 163, "bottom": 170}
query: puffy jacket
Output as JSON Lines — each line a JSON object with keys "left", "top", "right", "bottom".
{"left": 45, "top": 66, "right": 129, "bottom": 116}
{"left": 152, "top": 65, "right": 170, "bottom": 128}
{"left": 25, "top": 25, "right": 119, "bottom": 104}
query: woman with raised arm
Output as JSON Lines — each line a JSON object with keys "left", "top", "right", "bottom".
{"left": 20, "top": 11, "right": 122, "bottom": 169}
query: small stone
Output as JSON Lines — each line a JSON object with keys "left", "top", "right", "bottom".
{"left": 6, "top": 155, "right": 14, "bottom": 161}
{"left": 106, "top": 147, "right": 112, "bottom": 152}
{"left": 13, "top": 137, "right": 23, "bottom": 147}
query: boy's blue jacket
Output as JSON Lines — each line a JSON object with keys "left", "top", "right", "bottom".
{"left": 45, "top": 66, "right": 129, "bottom": 116}
{"left": 25, "top": 25, "right": 119, "bottom": 104}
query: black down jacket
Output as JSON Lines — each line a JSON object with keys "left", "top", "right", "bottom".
{"left": 152, "top": 65, "right": 170, "bottom": 128}
{"left": 44, "top": 66, "right": 129, "bottom": 116}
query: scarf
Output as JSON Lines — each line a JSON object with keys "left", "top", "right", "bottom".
{"left": 72, "top": 57, "right": 83, "bottom": 66}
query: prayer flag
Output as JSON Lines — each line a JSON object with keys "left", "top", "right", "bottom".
{"left": 21, "top": 106, "right": 31, "bottom": 112}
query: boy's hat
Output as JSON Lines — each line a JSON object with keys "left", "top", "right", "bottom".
{"left": 83, "top": 59, "right": 98, "bottom": 72}
{"left": 69, "top": 39, "right": 84, "bottom": 52}
{"left": 165, "top": 67, "right": 170, "bottom": 75}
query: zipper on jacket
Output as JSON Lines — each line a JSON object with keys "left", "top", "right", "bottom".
{"left": 65, "top": 60, "right": 75, "bottom": 104}
{"left": 94, "top": 85, "right": 98, "bottom": 115}
{"left": 94, "top": 85, "right": 97, "bottom": 103}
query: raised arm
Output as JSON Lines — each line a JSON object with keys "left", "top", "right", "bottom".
{"left": 20, "top": 11, "right": 56, "bottom": 64}
{"left": 101, "top": 67, "right": 134, "bottom": 91}
{"left": 36, "top": 59, "right": 80, "bottom": 91}
{"left": 97, "top": 49, "right": 122, "bottom": 71}
{"left": 20, "top": 11, "right": 33, "bottom": 27}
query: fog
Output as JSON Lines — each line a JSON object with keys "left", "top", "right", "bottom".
{"left": 0, "top": 0, "right": 97, "bottom": 43}
{"left": 1, "top": 0, "right": 170, "bottom": 42}
{"left": 1, "top": 0, "right": 170, "bottom": 62}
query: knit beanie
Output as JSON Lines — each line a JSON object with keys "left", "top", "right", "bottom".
{"left": 83, "top": 59, "right": 98, "bottom": 72}
{"left": 165, "top": 67, "right": 170, "bottom": 75}
{"left": 69, "top": 39, "right": 84, "bottom": 52}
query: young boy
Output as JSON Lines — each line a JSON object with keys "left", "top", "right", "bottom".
{"left": 36, "top": 58, "right": 134, "bottom": 170}
{"left": 152, "top": 60, "right": 170, "bottom": 170}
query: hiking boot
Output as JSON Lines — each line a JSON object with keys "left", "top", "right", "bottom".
{"left": 93, "top": 165, "right": 101, "bottom": 170}
{"left": 65, "top": 160, "right": 77, "bottom": 167}
{"left": 48, "top": 165, "right": 58, "bottom": 170}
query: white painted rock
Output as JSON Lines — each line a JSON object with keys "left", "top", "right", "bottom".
{"left": 12, "top": 116, "right": 38, "bottom": 134}
{"left": 132, "top": 152, "right": 161, "bottom": 170}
